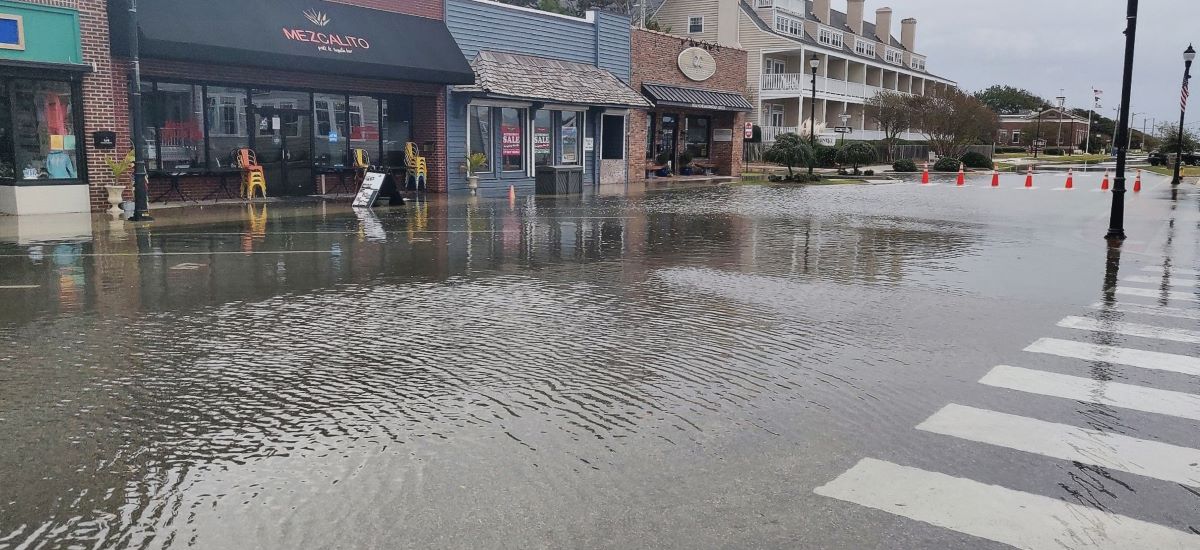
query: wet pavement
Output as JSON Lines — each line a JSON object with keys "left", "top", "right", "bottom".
{"left": 1, "top": 173, "right": 1198, "bottom": 549}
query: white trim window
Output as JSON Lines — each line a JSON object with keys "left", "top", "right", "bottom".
{"left": 208, "top": 93, "right": 245, "bottom": 137}
{"left": 884, "top": 48, "right": 903, "bottom": 65}
{"left": 764, "top": 57, "right": 786, "bottom": 75}
{"left": 688, "top": 16, "right": 704, "bottom": 34}
{"left": 774, "top": 14, "right": 803, "bottom": 37}
{"left": 854, "top": 38, "right": 875, "bottom": 57}
{"left": 768, "top": 104, "right": 785, "bottom": 127}
{"left": 910, "top": 56, "right": 926, "bottom": 71}
{"left": 817, "top": 26, "right": 843, "bottom": 49}
{"left": 1011, "top": 130, "right": 1021, "bottom": 144}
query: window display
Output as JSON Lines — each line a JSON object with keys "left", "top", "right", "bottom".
{"left": 500, "top": 108, "right": 523, "bottom": 172}
{"left": 534, "top": 110, "right": 552, "bottom": 167}
{"left": 469, "top": 105, "right": 491, "bottom": 172}
{"left": 560, "top": 111, "right": 581, "bottom": 165}
{"left": 7, "top": 79, "right": 78, "bottom": 181}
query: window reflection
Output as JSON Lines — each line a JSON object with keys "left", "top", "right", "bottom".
{"left": 9, "top": 80, "right": 78, "bottom": 180}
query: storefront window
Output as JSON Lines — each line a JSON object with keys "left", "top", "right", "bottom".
{"left": 500, "top": 108, "right": 524, "bottom": 172}
{"left": 206, "top": 86, "right": 248, "bottom": 168}
{"left": 139, "top": 82, "right": 158, "bottom": 169}
{"left": 155, "top": 83, "right": 204, "bottom": 169}
{"left": 469, "top": 105, "right": 491, "bottom": 172}
{"left": 684, "top": 115, "right": 711, "bottom": 158}
{"left": 382, "top": 96, "right": 412, "bottom": 168}
{"left": 560, "top": 111, "right": 581, "bottom": 165}
{"left": 314, "top": 93, "right": 348, "bottom": 167}
{"left": 533, "top": 110, "right": 552, "bottom": 167}
{"left": 10, "top": 80, "right": 78, "bottom": 180}
{"left": 349, "top": 95, "right": 380, "bottom": 165}
{"left": 645, "top": 113, "right": 656, "bottom": 160}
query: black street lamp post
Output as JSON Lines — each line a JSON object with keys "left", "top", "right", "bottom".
{"left": 1034, "top": 106, "right": 1046, "bottom": 159}
{"left": 808, "top": 54, "right": 819, "bottom": 175}
{"left": 128, "top": 0, "right": 152, "bottom": 221}
{"left": 1105, "top": 0, "right": 1139, "bottom": 242}
{"left": 1171, "top": 44, "right": 1195, "bottom": 186}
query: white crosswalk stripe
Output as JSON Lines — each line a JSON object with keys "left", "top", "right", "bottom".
{"left": 916, "top": 404, "right": 1200, "bottom": 487}
{"left": 1058, "top": 315, "right": 1200, "bottom": 344}
{"left": 1116, "top": 286, "right": 1199, "bottom": 302}
{"left": 814, "top": 458, "right": 1200, "bottom": 550}
{"left": 1143, "top": 266, "right": 1200, "bottom": 277}
{"left": 1122, "top": 275, "right": 1198, "bottom": 289}
{"left": 979, "top": 365, "right": 1200, "bottom": 421}
{"left": 1024, "top": 337, "right": 1200, "bottom": 376}
{"left": 1089, "top": 301, "right": 1200, "bottom": 320}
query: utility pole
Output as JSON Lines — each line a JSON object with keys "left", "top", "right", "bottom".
{"left": 1105, "top": 0, "right": 1138, "bottom": 242}
{"left": 1055, "top": 92, "right": 1065, "bottom": 148}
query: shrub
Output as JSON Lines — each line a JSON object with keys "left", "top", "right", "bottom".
{"left": 960, "top": 151, "right": 994, "bottom": 169}
{"left": 864, "top": 169, "right": 875, "bottom": 176}
{"left": 892, "top": 158, "right": 918, "bottom": 172}
{"left": 1041, "top": 147, "right": 1066, "bottom": 156}
{"left": 763, "top": 133, "right": 815, "bottom": 176}
{"left": 679, "top": 150, "right": 694, "bottom": 167}
{"left": 933, "top": 157, "right": 962, "bottom": 172}
{"left": 995, "top": 146, "right": 1025, "bottom": 154}
{"left": 835, "top": 142, "right": 879, "bottom": 171}
{"left": 814, "top": 144, "right": 839, "bottom": 168}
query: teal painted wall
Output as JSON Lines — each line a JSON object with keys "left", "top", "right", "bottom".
{"left": 0, "top": 1, "right": 83, "bottom": 66}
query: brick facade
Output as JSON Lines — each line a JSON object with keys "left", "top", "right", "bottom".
{"left": 69, "top": 0, "right": 454, "bottom": 210}
{"left": 628, "top": 28, "right": 748, "bottom": 181}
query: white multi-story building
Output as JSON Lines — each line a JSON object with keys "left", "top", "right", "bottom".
{"left": 651, "top": 0, "right": 956, "bottom": 143}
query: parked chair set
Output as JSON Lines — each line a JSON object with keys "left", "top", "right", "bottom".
{"left": 231, "top": 142, "right": 430, "bottom": 200}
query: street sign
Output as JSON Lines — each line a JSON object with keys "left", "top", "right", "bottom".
{"left": 744, "top": 122, "right": 754, "bottom": 139}
{"left": 833, "top": 126, "right": 853, "bottom": 134}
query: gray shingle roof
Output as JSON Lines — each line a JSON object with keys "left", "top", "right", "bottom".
{"left": 643, "top": 83, "right": 754, "bottom": 112}
{"left": 461, "top": 51, "right": 651, "bottom": 109}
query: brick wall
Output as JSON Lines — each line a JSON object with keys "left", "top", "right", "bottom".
{"left": 77, "top": 0, "right": 125, "bottom": 209}
{"left": 628, "top": 28, "right": 747, "bottom": 181}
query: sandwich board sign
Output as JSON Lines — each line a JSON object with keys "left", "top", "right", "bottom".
{"left": 353, "top": 172, "right": 387, "bottom": 208}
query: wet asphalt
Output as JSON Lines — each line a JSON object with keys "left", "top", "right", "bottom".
{"left": 0, "top": 171, "right": 1197, "bottom": 549}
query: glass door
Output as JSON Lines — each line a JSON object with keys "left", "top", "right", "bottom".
{"left": 657, "top": 114, "right": 679, "bottom": 168}
{"left": 252, "top": 90, "right": 313, "bottom": 196}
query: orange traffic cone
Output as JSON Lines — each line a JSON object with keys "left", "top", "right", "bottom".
{"left": 1024, "top": 165, "right": 1034, "bottom": 188}
{"left": 1133, "top": 169, "right": 1142, "bottom": 192}
{"left": 921, "top": 163, "right": 930, "bottom": 184}
{"left": 956, "top": 163, "right": 965, "bottom": 186}
{"left": 1064, "top": 169, "right": 1074, "bottom": 189}
{"left": 991, "top": 169, "right": 1000, "bottom": 187}
{"left": 1101, "top": 169, "right": 1110, "bottom": 191}
{"left": 508, "top": 184, "right": 517, "bottom": 205}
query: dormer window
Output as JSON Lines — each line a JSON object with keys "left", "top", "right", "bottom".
{"left": 885, "top": 48, "right": 903, "bottom": 65}
{"left": 775, "top": 13, "right": 803, "bottom": 37}
{"left": 854, "top": 38, "right": 875, "bottom": 57}
{"left": 910, "top": 56, "right": 926, "bottom": 71}
{"left": 817, "top": 26, "right": 843, "bottom": 49}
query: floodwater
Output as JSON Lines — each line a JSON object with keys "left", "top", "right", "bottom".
{"left": 1, "top": 175, "right": 1197, "bottom": 549}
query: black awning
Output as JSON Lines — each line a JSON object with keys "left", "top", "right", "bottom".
{"left": 109, "top": 0, "right": 474, "bottom": 85}
{"left": 643, "top": 83, "right": 753, "bottom": 112}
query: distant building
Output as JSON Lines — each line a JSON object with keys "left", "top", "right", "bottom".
{"left": 650, "top": 0, "right": 957, "bottom": 144}
{"left": 997, "top": 109, "right": 1089, "bottom": 150}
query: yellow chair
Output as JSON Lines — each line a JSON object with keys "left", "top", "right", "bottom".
{"left": 404, "top": 142, "right": 428, "bottom": 191}
{"left": 351, "top": 148, "right": 371, "bottom": 192}
{"left": 236, "top": 148, "right": 267, "bottom": 199}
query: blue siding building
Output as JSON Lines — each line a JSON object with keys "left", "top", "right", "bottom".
{"left": 444, "top": 0, "right": 647, "bottom": 193}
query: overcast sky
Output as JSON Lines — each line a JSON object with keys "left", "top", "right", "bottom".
{"left": 898, "top": 0, "right": 1199, "bottom": 131}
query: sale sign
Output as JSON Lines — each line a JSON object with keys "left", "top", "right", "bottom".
{"left": 502, "top": 125, "right": 521, "bottom": 156}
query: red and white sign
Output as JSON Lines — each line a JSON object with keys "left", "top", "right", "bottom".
{"left": 502, "top": 125, "right": 521, "bottom": 156}
{"left": 744, "top": 122, "right": 754, "bottom": 139}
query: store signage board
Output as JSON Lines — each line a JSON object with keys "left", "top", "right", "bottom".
{"left": 584, "top": 137, "right": 594, "bottom": 151}
{"left": 352, "top": 172, "right": 387, "bottom": 208}
{"left": 93, "top": 131, "right": 116, "bottom": 150}
{"left": 713, "top": 129, "right": 733, "bottom": 142}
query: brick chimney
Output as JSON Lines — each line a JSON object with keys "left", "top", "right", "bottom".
{"left": 874, "top": 7, "right": 892, "bottom": 44}
{"left": 846, "top": 0, "right": 864, "bottom": 35}
{"left": 901, "top": 17, "right": 917, "bottom": 51}
{"left": 813, "top": 0, "right": 831, "bottom": 25}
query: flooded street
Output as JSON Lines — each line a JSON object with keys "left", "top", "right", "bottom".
{"left": 2, "top": 176, "right": 1199, "bottom": 549}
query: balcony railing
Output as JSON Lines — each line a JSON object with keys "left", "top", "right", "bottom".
{"left": 761, "top": 74, "right": 913, "bottom": 100}
{"left": 762, "top": 126, "right": 801, "bottom": 143}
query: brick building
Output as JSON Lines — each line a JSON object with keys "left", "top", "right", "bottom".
{"left": 0, "top": 0, "right": 474, "bottom": 214}
{"left": 997, "top": 108, "right": 1089, "bottom": 151}
{"left": 628, "top": 28, "right": 752, "bottom": 181}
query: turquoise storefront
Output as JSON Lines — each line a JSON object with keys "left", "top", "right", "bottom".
{"left": 0, "top": 0, "right": 91, "bottom": 215}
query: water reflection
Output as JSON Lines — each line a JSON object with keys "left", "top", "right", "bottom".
{"left": 0, "top": 183, "right": 1118, "bottom": 548}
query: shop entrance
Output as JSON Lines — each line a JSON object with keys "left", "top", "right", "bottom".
{"left": 252, "top": 90, "right": 314, "bottom": 197}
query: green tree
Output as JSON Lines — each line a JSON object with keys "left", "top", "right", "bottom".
{"left": 764, "top": 133, "right": 815, "bottom": 176}
{"left": 835, "top": 142, "right": 877, "bottom": 173}
{"left": 1155, "top": 122, "right": 1199, "bottom": 154}
{"left": 866, "top": 91, "right": 914, "bottom": 161}
{"left": 974, "top": 85, "right": 1050, "bottom": 115}
{"left": 909, "top": 87, "right": 999, "bottom": 158}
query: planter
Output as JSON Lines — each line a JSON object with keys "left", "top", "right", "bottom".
{"left": 467, "top": 175, "right": 479, "bottom": 191}
{"left": 103, "top": 185, "right": 126, "bottom": 217}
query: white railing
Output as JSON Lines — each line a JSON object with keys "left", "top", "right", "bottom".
{"left": 761, "top": 74, "right": 899, "bottom": 100}
{"left": 762, "top": 126, "right": 800, "bottom": 143}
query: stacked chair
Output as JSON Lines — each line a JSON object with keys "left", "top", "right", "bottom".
{"left": 404, "top": 142, "right": 428, "bottom": 191}
{"left": 236, "top": 148, "right": 267, "bottom": 199}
